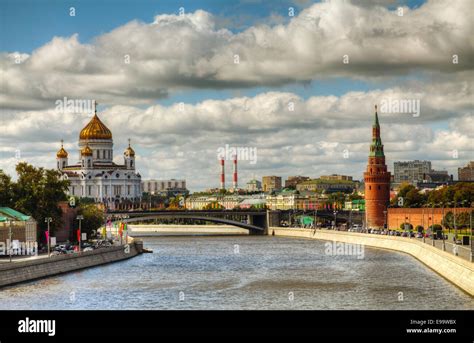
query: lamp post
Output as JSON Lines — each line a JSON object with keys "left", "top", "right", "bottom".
{"left": 333, "top": 210, "right": 338, "bottom": 230}
{"left": 76, "top": 215, "right": 84, "bottom": 253}
{"left": 45, "top": 217, "right": 52, "bottom": 257}
{"left": 8, "top": 220, "right": 12, "bottom": 262}
{"left": 470, "top": 207, "right": 473, "bottom": 262}
{"left": 383, "top": 210, "right": 387, "bottom": 232}
{"left": 453, "top": 201, "right": 457, "bottom": 240}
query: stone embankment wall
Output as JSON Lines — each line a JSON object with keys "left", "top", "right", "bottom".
{"left": 0, "top": 240, "right": 143, "bottom": 288}
{"left": 270, "top": 227, "right": 474, "bottom": 296}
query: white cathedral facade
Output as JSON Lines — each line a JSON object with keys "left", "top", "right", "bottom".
{"left": 56, "top": 105, "right": 142, "bottom": 208}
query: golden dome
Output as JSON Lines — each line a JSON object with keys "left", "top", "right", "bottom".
{"left": 124, "top": 139, "right": 135, "bottom": 157}
{"left": 79, "top": 113, "right": 112, "bottom": 140}
{"left": 81, "top": 145, "right": 93, "bottom": 156}
{"left": 56, "top": 140, "right": 68, "bottom": 158}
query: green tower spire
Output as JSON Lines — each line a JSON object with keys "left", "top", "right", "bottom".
{"left": 369, "top": 105, "right": 384, "bottom": 157}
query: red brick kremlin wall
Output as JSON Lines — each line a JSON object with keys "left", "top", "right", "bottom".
{"left": 387, "top": 207, "right": 472, "bottom": 229}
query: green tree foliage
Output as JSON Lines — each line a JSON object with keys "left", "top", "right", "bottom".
{"left": 0, "top": 170, "right": 14, "bottom": 207}
{"left": 6, "top": 163, "right": 69, "bottom": 241}
{"left": 393, "top": 182, "right": 473, "bottom": 208}
{"left": 391, "top": 183, "right": 427, "bottom": 207}
{"left": 442, "top": 211, "right": 454, "bottom": 229}
{"left": 76, "top": 204, "right": 104, "bottom": 238}
{"left": 400, "top": 222, "right": 413, "bottom": 231}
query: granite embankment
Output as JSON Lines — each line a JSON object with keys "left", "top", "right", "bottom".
{"left": 270, "top": 227, "right": 474, "bottom": 296}
{"left": 129, "top": 224, "right": 248, "bottom": 236}
{"left": 0, "top": 240, "right": 143, "bottom": 288}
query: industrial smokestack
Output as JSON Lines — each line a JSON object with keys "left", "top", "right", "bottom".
{"left": 220, "top": 158, "right": 225, "bottom": 190}
{"left": 233, "top": 155, "right": 238, "bottom": 189}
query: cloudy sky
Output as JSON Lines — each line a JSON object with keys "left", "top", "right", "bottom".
{"left": 1, "top": 0, "right": 472, "bottom": 191}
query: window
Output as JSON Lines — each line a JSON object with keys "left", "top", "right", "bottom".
{"left": 62, "top": 161, "right": 66, "bottom": 168}
{"left": 369, "top": 186, "right": 371, "bottom": 190}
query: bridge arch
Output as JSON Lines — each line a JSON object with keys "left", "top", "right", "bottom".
{"left": 121, "top": 214, "right": 265, "bottom": 234}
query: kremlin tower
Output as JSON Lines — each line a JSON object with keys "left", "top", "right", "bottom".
{"left": 364, "top": 105, "right": 391, "bottom": 228}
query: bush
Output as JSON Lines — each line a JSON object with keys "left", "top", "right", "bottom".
{"left": 415, "top": 225, "right": 424, "bottom": 232}
{"left": 400, "top": 223, "right": 413, "bottom": 231}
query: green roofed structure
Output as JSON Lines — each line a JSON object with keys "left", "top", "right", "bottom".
{"left": 0, "top": 207, "right": 37, "bottom": 244}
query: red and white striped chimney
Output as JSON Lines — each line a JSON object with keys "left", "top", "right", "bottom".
{"left": 220, "top": 158, "right": 225, "bottom": 190}
{"left": 233, "top": 155, "right": 238, "bottom": 189}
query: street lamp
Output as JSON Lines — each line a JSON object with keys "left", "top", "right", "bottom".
{"left": 44, "top": 217, "right": 52, "bottom": 257}
{"left": 7, "top": 219, "right": 12, "bottom": 262}
{"left": 76, "top": 215, "right": 84, "bottom": 253}
{"left": 383, "top": 210, "right": 387, "bottom": 231}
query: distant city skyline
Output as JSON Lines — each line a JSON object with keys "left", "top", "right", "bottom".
{"left": 1, "top": 0, "right": 472, "bottom": 191}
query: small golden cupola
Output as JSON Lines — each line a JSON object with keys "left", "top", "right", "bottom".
{"left": 81, "top": 144, "right": 93, "bottom": 156}
{"left": 79, "top": 101, "right": 112, "bottom": 140}
{"left": 124, "top": 138, "right": 135, "bottom": 157}
{"left": 56, "top": 140, "right": 68, "bottom": 158}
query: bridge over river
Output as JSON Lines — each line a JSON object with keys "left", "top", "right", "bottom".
{"left": 106, "top": 209, "right": 365, "bottom": 234}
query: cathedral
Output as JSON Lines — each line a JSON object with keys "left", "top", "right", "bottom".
{"left": 56, "top": 103, "right": 142, "bottom": 208}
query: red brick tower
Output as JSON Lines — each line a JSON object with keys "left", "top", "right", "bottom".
{"left": 364, "top": 105, "right": 391, "bottom": 228}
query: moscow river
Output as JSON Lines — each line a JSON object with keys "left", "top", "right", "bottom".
{"left": 0, "top": 236, "right": 473, "bottom": 310}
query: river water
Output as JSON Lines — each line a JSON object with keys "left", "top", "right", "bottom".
{"left": 0, "top": 236, "right": 472, "bottom": 310}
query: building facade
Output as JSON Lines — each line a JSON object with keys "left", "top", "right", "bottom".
{"left": 142, "top": 179, "right": 188, "bottom": 196}
{"left": 296, "top": 179, "right": 356, "bottom": 193}
{"left": 57, "top": 103, "right": 141, "bottom": 208}
{"left": 284, "top": 175, "right": 310, "bottom": 188}
{"left": 246, "top": 179, "right": 262, "bottom": 192}
{"left": 458, "top": 161, "right": 474, "bottom": 181}
{"left": 393, "top": 160, "right": 431, "bottom": 184}
{"left": 320, "top": 174, "right": 353, "bottom": 181}
{"left": 364, "top": 106, "right": 391, "bottom": 228}
{"left": 0, "top": 207, "right": 37, "bottom": 243}
{"left": 262, "top": 176, "right": 282, "bottom": 193}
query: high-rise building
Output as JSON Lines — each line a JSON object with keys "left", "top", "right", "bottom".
{"left": 393, "top": 160, "right": 431, "bottom": 184}
{"left": 364, "top": 105, "right": 391, "bottom": 229}
{"left": 262, "top": 176, "right": 282, "bottom": 193}
{"left": 458, "top": 161, "right": 474, "bottom": 181}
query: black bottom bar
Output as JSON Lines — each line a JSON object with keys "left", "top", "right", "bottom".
{"left": 0, "top": 310, "right": 472, "bottom": 339}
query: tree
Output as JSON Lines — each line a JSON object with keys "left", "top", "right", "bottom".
{"left": 76, "top": 204, "right": 104, "bottom": 239}
{"left": 415, "top": 225, "right": 424, "bottom": 232}
{"left": 400, "top": 223, "right": 413, "bottom": 231}
{"left": 442, "top": 211, "right": 454, "bottom": 229}
{"left": 0, "top": 170, "right": 14, "bottom": 207}
{"left": 12, "top": 163, "right": 69, "bottom": 242}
